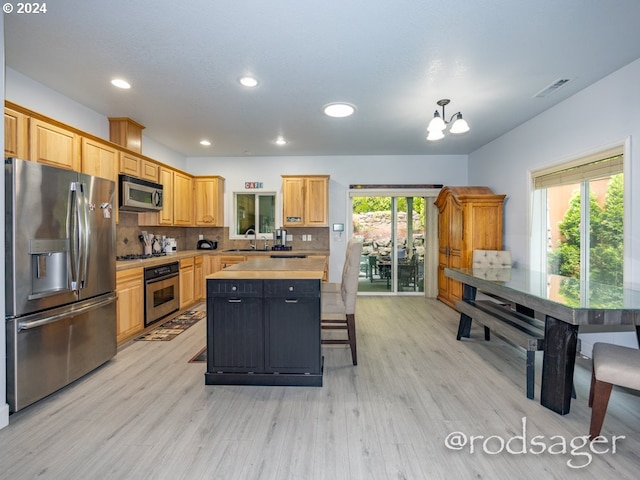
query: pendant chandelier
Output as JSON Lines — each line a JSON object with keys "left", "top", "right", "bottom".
{"left": 427, "top": 99, "right": 469, "bottom": 141}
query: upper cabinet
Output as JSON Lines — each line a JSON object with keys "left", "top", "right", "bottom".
{"left": 108, "top": 117, "right": 144, "bottom": 154}
{"left": 194, "top": 176, "right": 225, "bottom": 226}
{"left": 173, "top": 170, "right": 194, "bottom": 225}
{"left": 158, "top": 167, "right": 175, "bottom": 225}
{"left": 282, "top": 175, "right": 329, "bottom": 227}
{"left": 139, "top": 167, "right": 195, "bottom": 226}
{"left": 81, "top": 137, "right": 118, "bottom": 182}
{"left": 4, "top": 107, "right": 28, "bottom": 159}
{"left": 119, "top": 151, "right": 160, "bottom": 183}
{"left": 29, "top": 118, "right": 81, "bottom": 171}
{"left": 6, "top": 102, "right": 225, "bottom": 228}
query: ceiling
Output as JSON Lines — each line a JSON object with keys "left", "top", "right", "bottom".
{"left": 5, "top": 1, "right": 640, "bottom": 158}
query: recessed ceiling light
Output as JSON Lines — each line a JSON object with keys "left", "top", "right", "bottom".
{"left": 323, "top": 103, "right": 356, "bottom": 118}
{"left": 239, "top": 76, "right": 259, "bottom": 87}
{"left": 111, "top": 78, "right": 131, "bottom": 89}
{"left": 200, "top": 140, "right": 211, "bottom": 146}
{"left": 274, "top": 136, "right": 287, "bottom": 146}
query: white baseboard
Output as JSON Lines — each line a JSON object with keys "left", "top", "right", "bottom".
{"left": 0, "top": 403, "right": 9, "bottom": 430}
{"left": 578, "top": 331, "right": 639, "bottom": 358}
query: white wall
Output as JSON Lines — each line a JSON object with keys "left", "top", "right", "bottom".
{"left": 5, "top": 68, "right": 186, "bottom": 171}
{"left": 187, "top": 155, "right": 468, "bottom": 280}
{"left": 468, "top": 58, "right": 640, "bottom": 284}
{"left": 1, "top": 14, "right": 10, "bottom": 430}
{"left": 468, "top": 57, "right": 640, "bottom": 352}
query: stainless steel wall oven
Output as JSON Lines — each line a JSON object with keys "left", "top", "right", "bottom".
{"left": 144, "top": 262, "right": 180, "bottom": 326}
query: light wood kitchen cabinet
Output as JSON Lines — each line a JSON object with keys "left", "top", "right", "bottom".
{"left": 138, "top": 166, "right": 174, "bottom": 226}
{"left": 81, "top": 137, "right": 119, "bottom": 182}
{"left": 180, "top": 257, "right": 195, "bottom": 309}
{"left": 4, "top": 107, "right": 28, "bottom": 159}
{"left": 434, "top": 186, "right": 506, "bottom": 309}
{"left": 219, "top": 255, "right": 246, "bottom": 269}
{"left": 282, "top": 175, "right": 329, "bottom": 227}
{"left": 158, "top": 167, "right": 174, "bottom": 224}
{"left": 119, "top": 151, "right": 141, "bottom": 178}
{"left": 173, "top": 170, "right": 194, "bottom": 225}
{"left": 140, "top": 159, "right": 160, "bottom": 182}
{"left": 29, "top": 118, "right": 81, "bottom": 171}
{"left": 116, "top": 267, "right": 144, "bottom": 343}
{"left": 194, "top": 176, "right": 225, "bottom": 226}
{"left": 194, "top": 256, "right": 204, "bottom": 301}
{"left": 207, "top": 255, "right": 221, "bottom": 276}
{"left": 120, "top": 151, "right": 160, "bottom": 183}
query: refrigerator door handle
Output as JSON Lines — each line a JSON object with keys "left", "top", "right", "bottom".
{"left": 17, "top": 294, "right": 117, "bottom": 331}
{"left": 68, "top": 182, "right": 80, "bottom": 291}
{"left": 78, "top": 182, "right": 90, "bottom": 289}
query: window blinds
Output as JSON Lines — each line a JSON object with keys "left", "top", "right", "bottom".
{"left": 533, "top": 146, "right": 623, "bottom": 190}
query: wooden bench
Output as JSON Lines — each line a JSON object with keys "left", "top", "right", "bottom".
{"left": 456, "top": 299, "right": 545, "bottom": 399}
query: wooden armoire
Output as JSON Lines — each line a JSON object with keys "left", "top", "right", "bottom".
{"left": 434, "top": 186, "right": 506, "bottom": 309}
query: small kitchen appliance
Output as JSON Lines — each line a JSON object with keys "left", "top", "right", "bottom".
{"left": 197, "top": 239, "right": 217, "bottom": 250}
{"left": 274, "top": 228, "right": 287, "bottom": 247}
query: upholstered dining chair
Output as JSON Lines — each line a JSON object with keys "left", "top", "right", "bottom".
{"left": 589, "top": 342, "right": 640, "bottom": 438}
{"left": 322, "top": 238, "right": 361, "bottom": 294}
{"left": 471, "top": 249, "right": 513, "bottom": 308}
{"left": 472, "top": 249, "right": 512, "bottom": 269}
{"left": 321, "top": 239, "right": 363, "bottom": 365}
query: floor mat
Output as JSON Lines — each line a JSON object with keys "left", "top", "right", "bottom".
{"left": 135, "top": 311, "right": 205, "bottom": 341}
{"left": 189, "top": 346, "right": 207, "bottom": 363}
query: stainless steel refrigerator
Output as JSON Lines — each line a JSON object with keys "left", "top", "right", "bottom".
{"left": 5, "top": 158, "right": 117, "bottom": 412}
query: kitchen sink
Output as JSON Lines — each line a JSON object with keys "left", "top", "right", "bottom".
{"left": 223, "top": 248, "right": 270, "bottom": 252}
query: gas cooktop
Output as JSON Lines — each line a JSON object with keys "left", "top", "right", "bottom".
{"left": 116, "top": 253, "right": 167, "bottom": 261}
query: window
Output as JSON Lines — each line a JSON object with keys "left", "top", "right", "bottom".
{"left": 233, "top": 192, "right": 277, "bottom": 237}
{"left": 531, "top": 147, "right": 624, "bottom": 291}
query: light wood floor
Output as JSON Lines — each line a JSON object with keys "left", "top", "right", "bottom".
{"left": 1, "top": 297, "right": 639, "bottom": 479}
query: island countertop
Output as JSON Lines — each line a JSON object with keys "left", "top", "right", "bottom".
{"left": 206, "top": 257, "right": 326, "bottom": 280}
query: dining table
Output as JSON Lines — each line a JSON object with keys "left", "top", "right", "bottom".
{"left": 445, "top": 266, "right": 640, "bottom": 415}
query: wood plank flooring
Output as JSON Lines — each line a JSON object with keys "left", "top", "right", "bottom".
{"left": 1, "top": 297, "right": 639, "bottom": 479}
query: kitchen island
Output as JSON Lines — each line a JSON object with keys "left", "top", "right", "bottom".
{"left": 205, "top": 257, "right": 326, "bottom": 386}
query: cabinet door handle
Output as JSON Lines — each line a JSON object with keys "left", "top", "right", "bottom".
{"left": 284, "top": 299, "right": 299, "bottom": 304}
{"left": 228, "top": 298, "right": 242, "bottom": 303}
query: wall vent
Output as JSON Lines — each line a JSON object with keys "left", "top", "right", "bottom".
{"left": 534, "top": 78, "right": 572, "bottom": 98}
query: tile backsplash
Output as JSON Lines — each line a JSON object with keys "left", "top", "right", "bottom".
{"left": 116, "top": 212, "right": 329, "bottom": 256}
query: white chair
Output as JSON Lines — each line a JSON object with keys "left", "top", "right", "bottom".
{"left": 471, "top": 249, "right": 513, "bottom": 303}
{"left": 472, "top": 249, "right": 512, "bottom": 269}
{"left": 321, "top": 239, "right": 362, "bottom": 365}
{"left": 589, "top": 342, "right": 640, "bottom": 438}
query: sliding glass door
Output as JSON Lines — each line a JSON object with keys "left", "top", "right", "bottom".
{"left": 352, "top": 194, "right": 426, "bottom": 294}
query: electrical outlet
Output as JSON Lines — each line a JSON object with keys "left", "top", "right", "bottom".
{"left": 286, "top": 234, "right": 293, "bottom": 242}
{"left": 198, "top": 234, "right": 204, "bottom": 240}
{"left": 307, "top": 234, "right": 312, "bottom": 242}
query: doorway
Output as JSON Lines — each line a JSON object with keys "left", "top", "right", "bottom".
{"left": 350, "top": 189, "right": 439, "bottom": 296}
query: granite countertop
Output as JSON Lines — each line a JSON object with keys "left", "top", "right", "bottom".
{"left": 116, "top": 249, "right": 330, "bottom": 271}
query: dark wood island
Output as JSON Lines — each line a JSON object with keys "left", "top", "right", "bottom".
{"left": 205, "top": 257, "right": 326, "bottom": 387}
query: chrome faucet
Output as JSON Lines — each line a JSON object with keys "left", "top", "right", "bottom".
{"left": 245, "top": 228, "right": 257, "bottom": 249}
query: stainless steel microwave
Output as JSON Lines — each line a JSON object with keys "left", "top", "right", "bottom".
{"left": 118, "top": 175, "right": 163, "bottom": 212}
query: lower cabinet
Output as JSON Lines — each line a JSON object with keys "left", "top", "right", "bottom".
{"left": 206, "top": 278, "right": 322, "bottom": 386}
{"left": 180, "top": 257, "right": 195, "bottom": 309}
{"left": 116, "top": 267, "right": 144, "bottom": 343}
{"left": 194, "top": 256, "right": 204, "bottom": 301}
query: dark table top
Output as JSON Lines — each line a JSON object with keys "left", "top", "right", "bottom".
{"left": 445, "top": 267, "right": 640, "bottom": 326}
